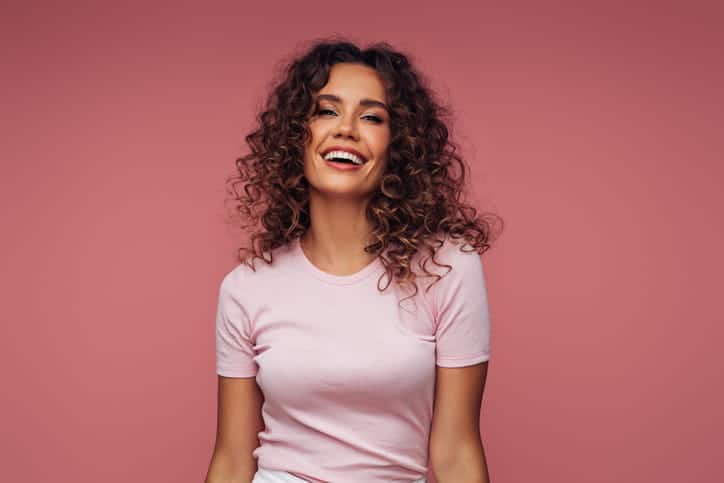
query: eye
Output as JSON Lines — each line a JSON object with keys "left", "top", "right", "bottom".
{"left": 315, "top": 106, "right": 384, "bottom": 124}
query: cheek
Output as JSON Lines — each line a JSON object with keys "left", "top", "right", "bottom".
{"left": 303, "top": 128, "right": 322, "bottom": 159}
{"left": 369, "top": 154, "right": 388, "bottom": 179}
{"left": 370, "top": 130, "right": 391, "bottom": 159}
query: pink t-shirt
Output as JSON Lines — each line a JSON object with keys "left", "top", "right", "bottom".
{"left": 215, "top": 235, "right": 491, "bottom": 482}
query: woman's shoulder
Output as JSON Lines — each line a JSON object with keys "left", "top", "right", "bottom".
{"left": 413, "top": 234, "right": 487, "bottom": 317}
{"left": 417, "top": 232, "right": 480, "bottom": 271}
{"left": 402, "top": 233, "right": 482, "bottom": 297}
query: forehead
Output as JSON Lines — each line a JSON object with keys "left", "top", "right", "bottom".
{"left": 318, "top": 63, "right": 387, "bottom": 102}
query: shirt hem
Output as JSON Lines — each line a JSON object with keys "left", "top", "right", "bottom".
{"left": 217, "top": 368, "right": 258, "bottom": 378}
{"left": 436, "top": 353, "right": 490, "bottom": 367}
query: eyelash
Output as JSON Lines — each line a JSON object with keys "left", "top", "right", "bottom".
{"left": 316, "top": 108, "right": 384, "bottom": 124}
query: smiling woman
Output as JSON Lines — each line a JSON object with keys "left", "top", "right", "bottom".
{"left": 206, "top": 37, "right": 503, "bottom": 483}
{"left": 303, "top": 62, "right": 391, "bottom": 197}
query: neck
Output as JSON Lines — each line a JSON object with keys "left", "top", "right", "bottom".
{"left": 300, "top": 192, "right": 377, "bottom": 275}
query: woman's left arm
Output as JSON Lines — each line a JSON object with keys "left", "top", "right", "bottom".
{"left": 429, "top": 361, "right": 490, "bottom": 483}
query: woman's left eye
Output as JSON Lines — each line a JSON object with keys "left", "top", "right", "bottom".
{"left": 363, "top": 115, "right": 383, "bottom": 123}
{"left": 316, "top": 108, "right": 383, "bottom": 124}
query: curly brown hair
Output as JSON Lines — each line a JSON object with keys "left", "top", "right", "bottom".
{"left": 226, "top": 37, "right": 503, "bottom": 300}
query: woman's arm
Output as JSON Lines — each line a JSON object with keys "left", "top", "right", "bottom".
{"left": 205, "top": 375, "right": 265, "bottom": 483}
{"left": 429, "top": 362, "right": 490, "bottom": 483}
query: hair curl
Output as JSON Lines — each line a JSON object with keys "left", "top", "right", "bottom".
{"left": 226, "top": 36, "right": 503, "bottom": 300}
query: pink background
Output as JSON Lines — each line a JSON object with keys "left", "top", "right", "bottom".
{"left": 2, "top": 2, "right": 722, "bottom": 482}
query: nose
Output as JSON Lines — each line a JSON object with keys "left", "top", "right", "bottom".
{"left": 332, "top": 113, "right": 359, "bottom": 140}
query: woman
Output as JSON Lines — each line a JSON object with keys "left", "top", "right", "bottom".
{"left": 206, "top": 38, "right": 502, "bottom": 483}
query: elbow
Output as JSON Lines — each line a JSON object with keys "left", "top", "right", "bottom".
{"left": 205, "top": 448, "right": 257, "bottom": 483}
{"left": 431, "top": 440, "right": 490, "bottom": 483}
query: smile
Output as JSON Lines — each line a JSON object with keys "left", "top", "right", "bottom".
{"left": 322, "top": 151, "right": 366, "bottom": 165}
{"left": 319, "top": 154, "right": 366, "bottom": 171}
{"left": 320, "top": 146, "right": 369, "bottom": 165}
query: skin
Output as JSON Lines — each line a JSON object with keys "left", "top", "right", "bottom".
{"left": 206, "top": 62, "right": 490, "bottom": 483}
{"left": 430, "top": 362, "right": 491, "bottom": 482}
{"left": 299, "top": 62, "right": 391, "bottom": 275}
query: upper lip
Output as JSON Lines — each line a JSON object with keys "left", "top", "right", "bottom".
{"left": 320, "top": 146, "right": 368, "bottom": 163}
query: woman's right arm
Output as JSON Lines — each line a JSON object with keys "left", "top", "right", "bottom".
{"left": 205, "top": 375, "right": 265, "bottom": 483}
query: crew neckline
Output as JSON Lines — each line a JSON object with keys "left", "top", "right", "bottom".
{"left": 292, "top": 237, "right": 384, "bottom": 285}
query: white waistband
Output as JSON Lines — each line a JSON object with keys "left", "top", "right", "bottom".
{"left": 252, "top": 467, "right": 427, "bottom": 482}
{"left": 252, "top": 467, "right": 309, "bottom": 482}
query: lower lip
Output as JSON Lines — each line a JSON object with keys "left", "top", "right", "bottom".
{"left": 324, "top": 158, "right": 365, "bottom": 171}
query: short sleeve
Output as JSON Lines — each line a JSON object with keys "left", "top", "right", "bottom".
{"left": 215, "top": 272, "right": 258, "bottom": 378}
{"left": 433, "top": 245, "right": 491, "bottom": 367}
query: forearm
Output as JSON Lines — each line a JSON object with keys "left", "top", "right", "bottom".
{"left": 432, "top": 442, "right": 490, "bottom": 483}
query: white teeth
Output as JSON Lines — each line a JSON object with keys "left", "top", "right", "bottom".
{"left": 322, "top": 150, "right": 365, "bottom": 165}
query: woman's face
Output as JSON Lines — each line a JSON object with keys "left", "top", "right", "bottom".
{"left": 303, "top": 62, "right": 391, "bottom": 200}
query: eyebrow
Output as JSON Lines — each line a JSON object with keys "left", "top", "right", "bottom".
{"left": 315, "top": 93, "right": 389, "bottom": 112}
